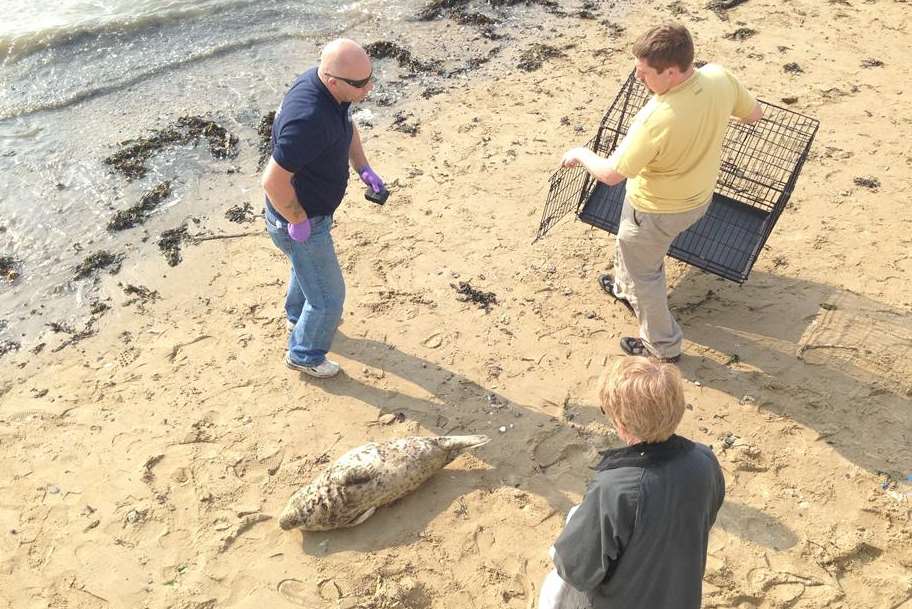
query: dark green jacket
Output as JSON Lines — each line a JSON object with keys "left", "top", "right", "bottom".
{"left": 553, "top": 435, "right": 724, "bottom": 609}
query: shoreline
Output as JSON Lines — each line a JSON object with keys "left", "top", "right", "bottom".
{"left": 2, "top": 0, "right": 912, "bottom": 607}
{"left": 0, "top": 2, "right": 613, "bottom": 356}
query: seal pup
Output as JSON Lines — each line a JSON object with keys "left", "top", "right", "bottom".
{"left": 279, "top": 435, "right": 490, "bottom": 531}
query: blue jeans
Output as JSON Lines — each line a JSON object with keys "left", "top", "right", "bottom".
{"left": 265, "top": 208, "right": 345, "bottom": 366}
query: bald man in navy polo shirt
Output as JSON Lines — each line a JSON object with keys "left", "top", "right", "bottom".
{"left": 262, "top": 38, "right": 384, "bottom": 379}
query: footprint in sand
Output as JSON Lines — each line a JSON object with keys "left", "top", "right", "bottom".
{"left": 278, "top": 578, "right": 342, "bottom": 606}
{"left": 277, "top": 578, "right": 321, "bottom": 606}
{"left": 528, "top": 429, "right": 588, "bottom": 470}
{"left": 117, "top": 347, "right": 140, "bottom": 367}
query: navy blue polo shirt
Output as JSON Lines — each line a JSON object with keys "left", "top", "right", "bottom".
{"left": 266, "top": 67, "right": 353, "bottom": 221}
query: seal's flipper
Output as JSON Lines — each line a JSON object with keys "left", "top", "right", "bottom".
{"left": 330, "top": 463, "right": 376, "bottom": 486}
{"left": 350, "top": 506, "right": 376, "bottom": 526}
{"left": 436, "top": 435, "right": 491, "bottom": 451}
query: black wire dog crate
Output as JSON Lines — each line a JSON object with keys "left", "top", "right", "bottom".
{"left": 536, "top": 71, "right": 819, "bottom": 283}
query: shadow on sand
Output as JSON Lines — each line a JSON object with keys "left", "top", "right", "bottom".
{"left": 666, "top": 270, "right": 910, "bottom": 477}
{"left": 287, "top": 327, "right": 801, "bottom": 554}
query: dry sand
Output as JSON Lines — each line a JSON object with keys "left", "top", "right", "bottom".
{"left": 2, "top": 0, "right": 911, "bottom": 607}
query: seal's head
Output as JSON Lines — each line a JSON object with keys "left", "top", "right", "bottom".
{"left": 278, "top": 486, "right": 335, "bottom": 531}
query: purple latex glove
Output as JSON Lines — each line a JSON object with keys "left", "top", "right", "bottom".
{"left": 359, "top": 165, "right": 385, "bottom": 193}
{"left": 287, "top": 219, "right": 311, "bottom": 242}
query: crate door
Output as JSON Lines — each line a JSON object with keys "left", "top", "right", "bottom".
{"left": 535, "top": 158, "right": 594, "bottom": 242}
{"left": 535, "top": 72, "right": 647, "bottom": 242}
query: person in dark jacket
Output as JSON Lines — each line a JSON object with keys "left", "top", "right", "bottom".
{"left": 547, "top": 356, "right": 725, "bottom": 609}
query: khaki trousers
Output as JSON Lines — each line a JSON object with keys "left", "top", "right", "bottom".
{"left": 612, "top": 196, "right": 710, "bottom": 359}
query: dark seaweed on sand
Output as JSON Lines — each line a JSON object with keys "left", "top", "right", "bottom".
{"left": 707, "top": 0, "right": 750, "bottom": 16}
{"left": 46, "top": 320, "right": 99, "bottom": 352}
{"left": 122, "top": 283, "right": 160, "bottom": 304}
{"left": 452, "top": 281, "right": 498, "bottom": 311}
{"left": 0, "top": 340, "right": 20, "bottom": 357}
{"left": 725, "top": 27, "right": 757, "bottom": 40}
{"left": 392, "top": 112, "right": 421, "bottom": 136}
{"left": 452, "top": 11, "right": 502, "bottom": 39}
{"left": 517, "top": 44, "right": 567, "bottom": 72}
{"left": 107, "top": 181, "right": 172, "bottom": 232}
{"left": 417, "top": 0, "right": 563, "bottom": 33}
{"left": 448, "top": 46, "right": 503, "bottom": 76}
{"left": 854, "top": 176, "right": 880, "bottom": 190}
{"left": 1, "top": 256, "right": 20, "bottom": 283}
{"left": 364, "top": 41, "right": 445, "bottom": 75}
{"left": 225, "top": 202, "right": 256, "bottom": 224}
{"left": 454, "top": 11, "right": 496, "bottom": 25}
{"left": 257, "top": 111, "right": 275, "bottom": 171}
{"left": 74, "top": 251, "right": 124, "bottom": 280}
{"left": 158, "top": 226, "right": 189, "bottom": 267}
{"left": 104, "top": 115, "right": 239, "bottom": 180}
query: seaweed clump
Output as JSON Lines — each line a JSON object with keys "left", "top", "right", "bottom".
{"left": 46, "top": 320, "right": 99, "bottom": 353}
{"left": 107, "top": 181, "right": 172, "bottom": 231}
{"left": 449, "top": 46, "right": 503, "bottom": 76}
{"left": 517, "top": 44, "right": 567, "bottom": 72}
{"left": 364, "top": 41, "right": 444, "bottom": 75}
{"left": 1, "top": 256, "right": 20, "bottom": 283}
{"left": 158, "top": 226, "right": 189, "bottom": 267}
{"left": 104, "top": 115, "right": 239, "bottom": 180}
{"left": 0, "top": 340, "right": 20, "bottom": 357}
{"left": 417, "top": 0, "right": 562, "bottom": 27}
{"left": 74, "top": 251, "right": 124, "bottom": 280}
{"left": 452, "top": 281, "right": 498, "bottom": 312}
{"left": 391, "top": 112, "right": 421, "bottom": 137}
{"left": 707, "top": 0, "right": 750, "bottom": 17}
{"left": 121, "top": 283, "right": 160, "bottom": 306}
{"left": 225, "top": 202, "right": 257, "bottom": 224}
{"left": 417, "top": 0, "right": 470, "bottom": 20}
{"left": 854, "top": 176, "right": 880, "bottom": 190}
{"left": 725, "top": 27, "right": 757, "bottom": 41}
{"left": 257, "top": 111, "right": 275, "bottom": 171}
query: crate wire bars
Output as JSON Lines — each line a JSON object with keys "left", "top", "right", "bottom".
{"left": 536, "top": 71, "right": 820, "bottom": 283}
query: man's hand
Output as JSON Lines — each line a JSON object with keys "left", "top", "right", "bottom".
{"left": 561, "top": 147, "right": 590, "bottom": 168}
{"left": 359, "top": 165, "right": 385, "bottom": 193}
{"left": 287, "top": 220, "right": 311, "bottom": 242}
{"left": 560, "top": 146, "right": 626, "bottom": 186}
{"left": 740, "top": 103, "right": 764, "bottom": 124}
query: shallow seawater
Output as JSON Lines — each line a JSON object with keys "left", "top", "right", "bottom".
{"left": 0, "top": 0, "right": 628, "bottom": 353}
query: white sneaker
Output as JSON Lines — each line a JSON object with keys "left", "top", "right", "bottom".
{"left": 285, "top": 353, "right": 341, "bottom": 378}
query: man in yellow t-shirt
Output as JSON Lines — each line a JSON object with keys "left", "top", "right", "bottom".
{"left": 562, "top": 23, "right": 762, "bottom": 363}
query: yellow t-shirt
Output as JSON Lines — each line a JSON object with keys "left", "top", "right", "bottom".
{"left": 608, "top": 64, "right": 757, "bottom": 213}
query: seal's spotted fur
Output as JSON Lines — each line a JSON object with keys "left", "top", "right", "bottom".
{"left": 279, "top": 435, "right": 490, "bottom": 531}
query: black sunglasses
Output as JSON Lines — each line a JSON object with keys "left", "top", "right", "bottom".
{"left": 326, "top": 71, "right": 372, "bottom": 89}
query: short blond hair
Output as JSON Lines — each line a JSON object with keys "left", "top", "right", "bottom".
{"left": 598, "top": 357, "right": 685, "bottom": 443}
